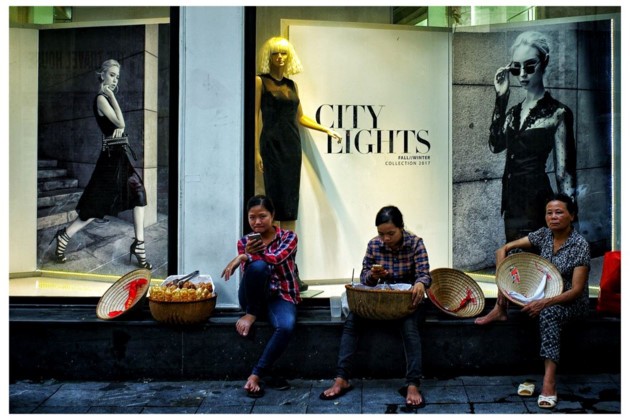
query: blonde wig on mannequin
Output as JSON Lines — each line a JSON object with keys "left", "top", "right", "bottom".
{"left": 257, "top": 37, "right": 303, "bottom": 76}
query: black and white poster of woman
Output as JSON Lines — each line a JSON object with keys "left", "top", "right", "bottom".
{"left": 36, "top": 24, "right": 170, "bottom": 277}
{"left": 451, "top": 17, "right": 617, "bottom": 279}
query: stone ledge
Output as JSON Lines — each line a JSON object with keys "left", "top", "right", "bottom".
{"left": 9, "top": 298, "right": 620, "bottom": 382}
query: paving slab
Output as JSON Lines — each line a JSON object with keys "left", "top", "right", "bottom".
{"left": 9, "top": 374, "right": 621, "bottom": 414}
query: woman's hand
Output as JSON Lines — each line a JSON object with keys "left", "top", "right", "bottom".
{"left": 112, "top": 127, "right": 125, "bottom": 138}
{"left": 245, "top": 236, "right": 265, "bottom": 254}
{"left": 522, "top": 298, "right": 549, "bottom": 318}
{"left": 411, "top": 282, "right": 425, "bottom": 306}
{"left": 370, "top": 265, "right": 388, "bottom": 282}
{"left": 101, "top": 84, "right": 117, "bottom": 100}
{"left": 495, "top": 245, "right": 508, "bottom": 266}
{"left": 221, "top": 255, "right": 245, "bottom": 281}
{"left": 493, "top": 64, "right": 511, "bottom": 96}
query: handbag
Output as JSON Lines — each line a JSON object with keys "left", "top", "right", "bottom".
{"left": 102, "top": 134, "right": 137, "bottom": 161}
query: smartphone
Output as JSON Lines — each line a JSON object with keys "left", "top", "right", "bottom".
{"left": 248, "top": 232, "right": 262, "bottom": 242}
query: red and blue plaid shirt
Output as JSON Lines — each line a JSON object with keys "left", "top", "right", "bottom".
{"left": 238, "top": 225, "right": 301, "bottom": 304}
{"left": 360, "top": 229, "right": 431, "bottom": 287}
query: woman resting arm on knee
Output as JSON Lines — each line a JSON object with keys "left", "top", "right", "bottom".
{"left": 476, "top": 193, "right": 590, "bottom": 409}
{"left": 221, "top": 194, "right": 301, "bottom": 398}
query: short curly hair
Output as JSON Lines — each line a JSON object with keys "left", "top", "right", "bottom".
{"left": 257, "top": 36, "right": 303, "bottom": 76}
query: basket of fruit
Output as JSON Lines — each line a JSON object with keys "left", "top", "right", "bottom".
{"left": 148, "top": 271, "right": 217, "bottom": 324}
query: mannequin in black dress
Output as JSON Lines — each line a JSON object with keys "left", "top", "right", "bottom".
{"left": 50, "top": 59, "right": 152, "bottom": 269}
{"left": 254, "top": 37, "right": 342, "bottom": 232}
{"left": 255, "top": 37, "right": 341, "bottom": 291}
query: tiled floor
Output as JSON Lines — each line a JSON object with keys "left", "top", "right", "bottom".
{"left": 9, "top": 374, "right": 621, "bottom": 414}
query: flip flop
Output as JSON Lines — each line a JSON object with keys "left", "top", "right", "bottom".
{"left": 319, "top": 384, "right": 354, "bottom": 400}
{"left": 517, "top": 381, "right": 535, "bottom": 397}
{"left": 246, "top": 387, "right": 265, "bottom": 398}
{"left": 398, "top": 386, "right": 426, "bottom": 409}
{"left": 537, "top": 394, "right": 557, "bottom": 409}
{"left": 264, "top": 376, "right": 290, "bottom": 390}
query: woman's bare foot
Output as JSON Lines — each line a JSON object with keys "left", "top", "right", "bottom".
{"left": 474, "top": 305, "right": 508, "bottom": 325}
{"left": 236, "top": 314, "right": 256, "bottom": 336}
{"left": 406, "top": 384, "right": 423, "bottom": 406}
{"left": 321, "top": 377, "right": 352, "bottom": 399}
{"left": 244, "top": 374, "right": 262, "bottom": 395}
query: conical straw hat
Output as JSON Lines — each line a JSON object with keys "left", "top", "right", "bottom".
{"left": 96, "top": 268, "right": 152, "bottom": 320}
{"left": 428, "top": 268, "right": 485, "bottom": 318}
{"left": 495, "top": 252, "right": 563, "bottom": 307}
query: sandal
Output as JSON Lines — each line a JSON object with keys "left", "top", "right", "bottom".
{"left": 50, "top": 227, "right": 70, "bottom": 263}
{"left": 537, "top": 394, "right": 557, "bottom": 409}
{"left": 265, "top": 376, "right": 290, "bottom": 390}
{"left": 129, "top": 239, "right": 153, "bottom": 269}
{"left": 517, "top": 381, "right": 535, "bottom": 397}
{"left": 246, "top": 387, "right": 265, "bottom": 398}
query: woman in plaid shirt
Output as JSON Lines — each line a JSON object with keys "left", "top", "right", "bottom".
{"left": 320, "top": 206, "right": 431, "bottom": 409}
{"left": 221, "top": 195, "right": 301, "bottom": 398}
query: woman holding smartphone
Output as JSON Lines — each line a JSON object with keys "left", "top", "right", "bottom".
{"left": 221, "top": 194, "right": 301, "bottom": 398}
{"left": 320, "top": 205, "right": 431, "bottom": 409}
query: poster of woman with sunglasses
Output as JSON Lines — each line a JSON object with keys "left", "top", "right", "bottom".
{"left": 489, "top": 30, "right": 576, "bottom": 242}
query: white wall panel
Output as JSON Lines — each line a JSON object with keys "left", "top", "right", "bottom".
{"left": 179, "top": 7, "right": 244, "bottom": 307}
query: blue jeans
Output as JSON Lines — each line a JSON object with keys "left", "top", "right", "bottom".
{"left": 239, "top": 260, "right": 297, "bottom": 377}
{"left": 335, "top": 308, "right": 424, "bottom": 387}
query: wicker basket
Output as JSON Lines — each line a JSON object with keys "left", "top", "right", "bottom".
{"left": 427, "top": 268, "right": 485, "bottom": 318}
{"left": 96, "top": 268, "right": 152, "bottom": 320}
{"left": 495, "top": 252, "right": 563, "bottom": 307}
{"left": 148, "top": 274, "right": 216, "bottom": 324}
{"left": 345, "top": 284, "right": 415, "bottom": 320}
{"left": 148, "top": 295, "right": 217, "bottom": 325}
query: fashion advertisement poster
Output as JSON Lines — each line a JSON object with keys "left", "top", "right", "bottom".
{"left": 286, "top": 17, "right": 614, "bottom": 282}
{"left": 288, "top": 23, "right": 452, "bottom": 281}
{"left": 451, "top": 18, "right": 615, "bottom": 278}
{"left": 36, "top": 24, "right": 170, "bottom": 279}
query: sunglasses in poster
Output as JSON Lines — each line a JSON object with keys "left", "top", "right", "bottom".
{"left": 509, "top": 60, "right": 540, "bottom": 76}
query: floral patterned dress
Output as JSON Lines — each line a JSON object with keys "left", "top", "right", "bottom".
{"left": 528, "top": 226, "right": 590, "bottom": 363}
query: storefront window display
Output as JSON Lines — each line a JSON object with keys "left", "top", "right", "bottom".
{"left": 8, "top": 6, "right": 619, "bottom": 300}
{"left": 9, "top": 7, "right": 171, "bottom": 296}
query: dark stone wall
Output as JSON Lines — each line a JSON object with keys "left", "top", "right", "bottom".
{"left": 9, "top": 303, "right": 620, "bottom": 381}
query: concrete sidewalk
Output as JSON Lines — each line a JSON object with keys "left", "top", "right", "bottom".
{"left": 9, "top": 373, "right": 621, "bottom": 414}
